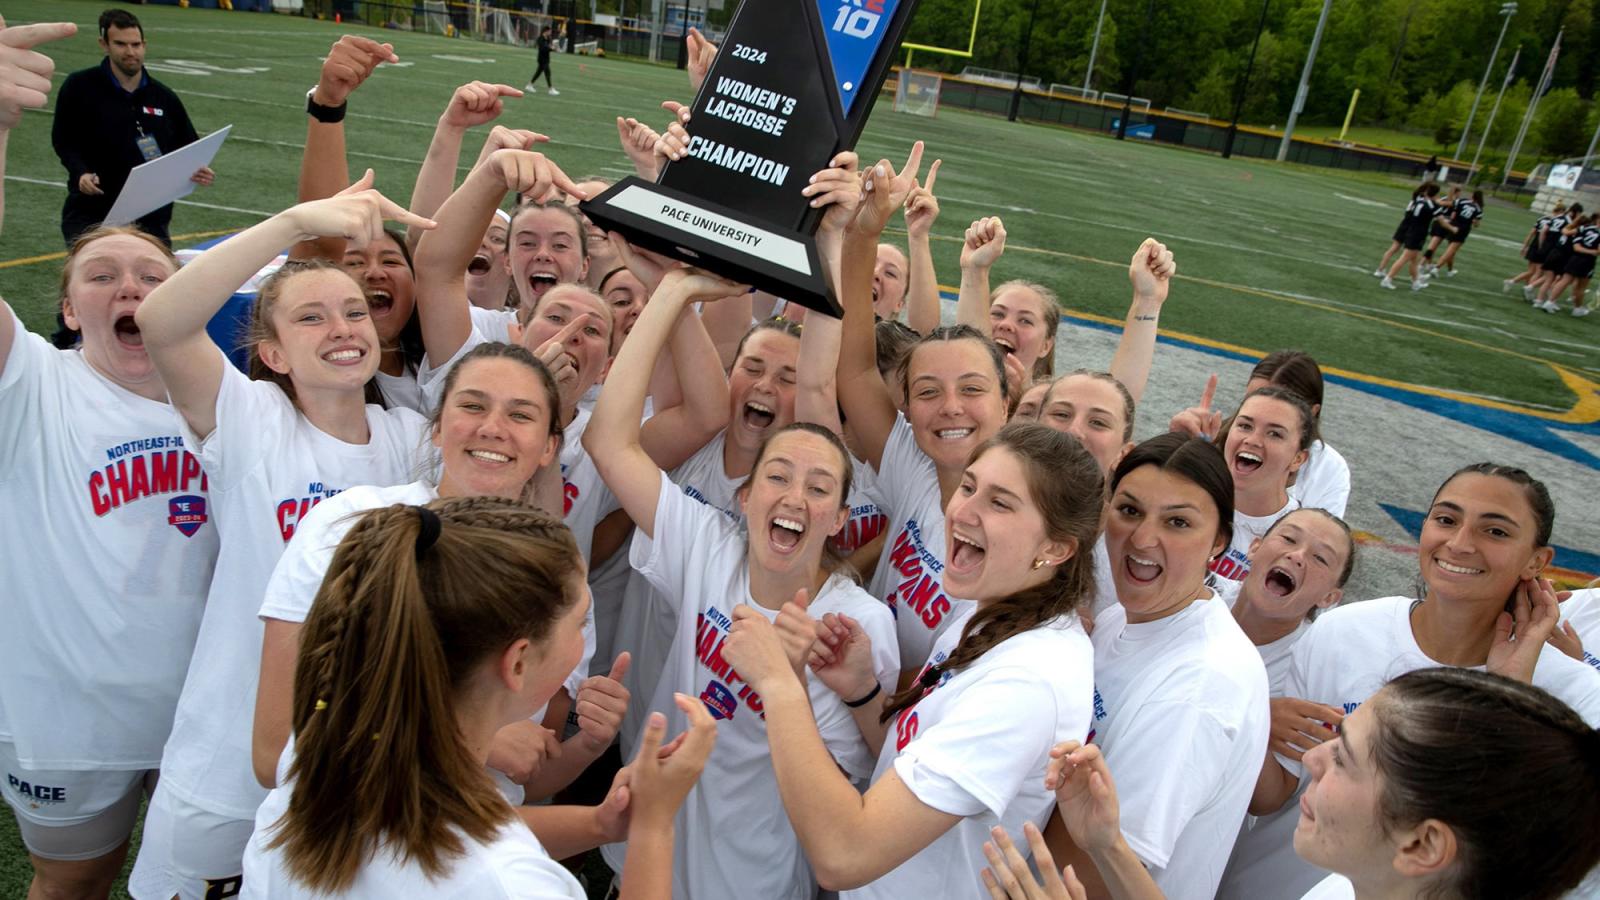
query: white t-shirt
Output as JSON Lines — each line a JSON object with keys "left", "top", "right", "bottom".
{"left": 375, "top": 366, "right": 427, "bottom": 415}
{"left": 844, "top": 605, "right": 1095, "bottom": 900}
{"left": 1559, "top": 588, "right": 1600, "bottom": 673}
{"left": 257, "top": 480, "right": 594, "bottom": 706}
{"left": 1209, "top": 497, "right": 1300, "bottom": 588}
{"left": 1220, "top": 595, "right": 1600, "bottom": 900}
{"left": 1086, "top": 535, "right": 1117, "bottom": 619}
{"left": 470, "top": 305, "right": 519, "bottom": 345}
{"left": 242, "top": 746, "right": 584, "bottom": 899}
{"left": 866, "top": 414, "right": 973, "bottom": 671}
{"left": 157, "top": 360, "right": 428, "bottom": 820}
{"left": 0, "top": 312, "right": 219, "bottom": 769}
{"left": 1215, "top": 580, "right": 1312, "bottom": 696}
{"left": 1089, "top": 597, "right": 1270, "bottom": 900}
{"left": 1288, "top": 440, "right": 1349, "bottom": 519}
{"left": 604, "top": 475, "right": 898, "bottom": 900}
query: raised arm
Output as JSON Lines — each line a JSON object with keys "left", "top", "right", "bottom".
{"left": 903, "top": 159, "right": 943, "bottom": 335}
{"left": 406, "top": 81, "right": 526, "bottom": 248}
{"left": 584, "top": 268, "right": 742, "bottom": 538}
{"left": 413, "top": 149, "right": 580, "bottom": 365}
{"left": 1108, "top": 238, "right": 1175, "bottom": 405}
{"left": 838, "top": 149, "right": 923, "bottom": 470}
{"left": 795, "top": 154, "right": 862, "bottom": 436}
{"left": 637, "top": 286, "right": 730, "bottom": 472}
{"left": 291, "top": 35, "right": 395, "bottom": 262}
{"left": 956, "top": 216, "right": 1006, "bottom": 334}
{"left": 135, "top": 179, "right": 434, "bottom": 439}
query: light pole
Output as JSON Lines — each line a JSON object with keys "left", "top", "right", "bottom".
{"left": 1008, "top": 0, "right": 1043, "bottom": 121}
{"left": 1083, "top": 0, "right": 1109, "bottom": 94}
{"left": 1456, "top": 2, "right": 1516, "bottom": 160}
{"left": 1276, "top": 0, "right": 1333, "bottom": 162}
{"left": 1468, "top": 45, "right": 1519, "bottom": 181}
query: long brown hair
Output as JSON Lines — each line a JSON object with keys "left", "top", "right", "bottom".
{"left": 992, "top": 280, "right": 1061, "bottom": 381}
{"left": 881, "top": 423, "right": 1103, "bottom": 722}
{"left": 268, "top": 496, "right": 582, "bottom": 892}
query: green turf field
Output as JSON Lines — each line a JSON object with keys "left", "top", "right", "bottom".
{"left": 1, "top": 1, "right": 1597, "bottom": 893}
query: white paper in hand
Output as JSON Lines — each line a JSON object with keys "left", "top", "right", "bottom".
{"left": 104, "top": 125, "right": 231, "bottom": 226}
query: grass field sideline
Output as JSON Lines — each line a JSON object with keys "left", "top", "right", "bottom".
{"left": 1, "top": 1, "right": 1597, "bottom": 895}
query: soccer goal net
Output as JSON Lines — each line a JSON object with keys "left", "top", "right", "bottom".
{"left": 895, "top": 70, "right": 941, "bottom": 118}
{"left": 421, "top": 0, "right": 451, "bottom": 35}
{"left": 478, "top": 8, "right": 520, "bottom": 45}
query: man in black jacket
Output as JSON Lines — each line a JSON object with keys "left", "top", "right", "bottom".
{"left": 51, "top": 9, "right": 213, "bottom": 247}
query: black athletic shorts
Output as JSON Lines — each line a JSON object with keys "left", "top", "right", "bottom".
{"left": 1542, "top": 249, "right": 1571, "bottom": 273}
{"left": 1446, "top": 227, "right": 1470, "bottom": 244}
{"left": 1429, "top": 220, "right": 1453, "bottom": 240}
{"left": 1392, "top": 222, "right": 1409, "bottom": 243}
{"left": 1402, "top": 226, "right": 1426, "bottom": 251}
{"left": 1526, "top": 242, "right": 1548, "bottom": 263}
{"left": 1562, "top": 254, "right": 1595, "bottom": 278}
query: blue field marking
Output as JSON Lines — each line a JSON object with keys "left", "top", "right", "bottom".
{"left": 1381, "top": 503, "right": 1600, "bottom": 576}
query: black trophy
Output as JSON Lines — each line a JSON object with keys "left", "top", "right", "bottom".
{"left": 580, "top": 0, "right": 919, "bottom": 315}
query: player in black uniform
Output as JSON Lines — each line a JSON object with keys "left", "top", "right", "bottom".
{"left": 525, "top": 25, "right": 558, "bottom": 96}
{"left": 1504, "top": 203, "right": 1566, "bottom": 295}
{"left": 1527, "top": 205, "right": 1583, "bottom": 302}
{"left": 1378, "top": 182, "right": 1451, "bottom": 291}
{"left": 1534, "top": 213, "right": 1597, "bottom": 314}
{"left": 1422, "top": 189, "right": 1483, "bottom": 276}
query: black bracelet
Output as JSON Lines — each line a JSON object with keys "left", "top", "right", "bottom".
{"left": 305, "top": 87, "right": 347, "bottom": 124}
{"left": 843, "top": 683, "right": 881, "bottom": 708}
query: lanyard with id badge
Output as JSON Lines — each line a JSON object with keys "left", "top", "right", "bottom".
{"left": 135, "top": 125, "right": 161, "bottom": 162}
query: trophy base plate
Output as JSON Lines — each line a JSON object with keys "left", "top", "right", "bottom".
{"left": 580, "top": 177, "right": 838, "bottom": 317}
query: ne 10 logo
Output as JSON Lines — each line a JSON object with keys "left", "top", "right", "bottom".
{"left": 830, "top": 0, "right": 887, "bottom": 38}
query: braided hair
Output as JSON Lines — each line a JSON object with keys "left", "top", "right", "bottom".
{"left": 880, "top": 423, "right": 1103, "bottom": 722}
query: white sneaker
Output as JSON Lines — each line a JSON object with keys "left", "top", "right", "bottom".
{"left": 1502, "top": 279, "right": 1515, "bottom": 293}
{"left": 1524, "top": 285, "right": 1536, "bottom": 301}
{"left": 1411, "top": 280, "right": 1425, "bottom": 292}
{"left": 1445, "top": 269, "right": 1456, "bottom": 277}
{"left": 1574, "top": 306, "right": 1592, "bottom": 317}
{"left": 1380, "top": 277, "right": 1396, "bottom": 290}
{"left": 1372, "top": 268, "right": 1386, "bottom": 277}
{"left": 548, "top": 87, "right": 560, "bottom": 95}
{"left": 524, "top": 82, "right": 537, "bottom": 91}
{"left": 1539, "top": 300, "right": 1559, "bottom": 313}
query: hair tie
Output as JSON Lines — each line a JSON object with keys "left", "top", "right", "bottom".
{"left": 414, "top": 506, "right": 442, "bottom": 558}
{"left": 918, "top": 664, "right": 943, "bottom": 689}
{"left": 313, "top": 698, "right": 328, "bottom": 711}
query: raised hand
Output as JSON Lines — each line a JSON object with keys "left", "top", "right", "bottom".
{"left": 486, "top": 718, "right": 562, "bottom": 786}
{"left": 852, "top": 142, "right": 924, "bottom": 237}
{"left": 1128, "top": 237, "right": 1175, "bottom": 305}
{"left": 1489, "top": 577, "right": 1562, "bottom": 683}
{"left": 774, "top": 589, "right": 820, "bottom": 679}
{"left": 442, "top": 81, "right": 523, "bottom": 129}
{"left": 0, "top": 16, "right": 75, "bottom": 130}
{"left": 803, "top": 152, "right": 862, "bottom": 236}
{"left": 961, "top": 216, "right": 1007, "bottom": 270}
{"left": 594, "top": 763, "right": 634, "bottom": 843}
{"left": 686, "top": 27, "right": 718, "bottom": 93}
{"left": 313, "top": 34, "right": 397, "bottom": 108}
{"left": 285, "top": 170, "right": 437, "bottom": 246}
{"left": 904, "top": 159, "right": 942, "bottom": 240}
{"left": 575, "top": 652, "right": 632, "bottom": 754}
{"left": 472, "top": 124, "right": 550, "bottom": 169}
{"left": 617, "top": 116, "right": 664, "bottom": 179}
{"left": 629, "top": 694, "right": 718, "bottom": 828}
{"left": 808, "top": 611, "right": 878, "bottom": 703}
{"left": 656, "top": 117, "right": 692, "bottom": 162}
{"left": 1168, "top": 373, "right": 1223, "bottom": 440}
{"left": 657, "top": 264, "right": 747, "bottom": 303}
{"left": 608, "top": 232, "right": 672, "bottom": 293}
{"left": 1044, "top": 741, "right": 1122, "bottom": 855}
{"left": 980, "top": 821, "right": 1087, "bottom": 900}
{"left": 532, "top": 312, "right": 598, "bottom": 394}
{"left": 481, "top": 148, "right": 583, "bottom": 201}
{"left": 1547, "top": 619, "right": 1585, "bottom": 663}
{"left": 1266, "top": 697, "right": 1342, "bottom": 761}
{"left": 723, "top": 605, "right": 798, "bottom": 692}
